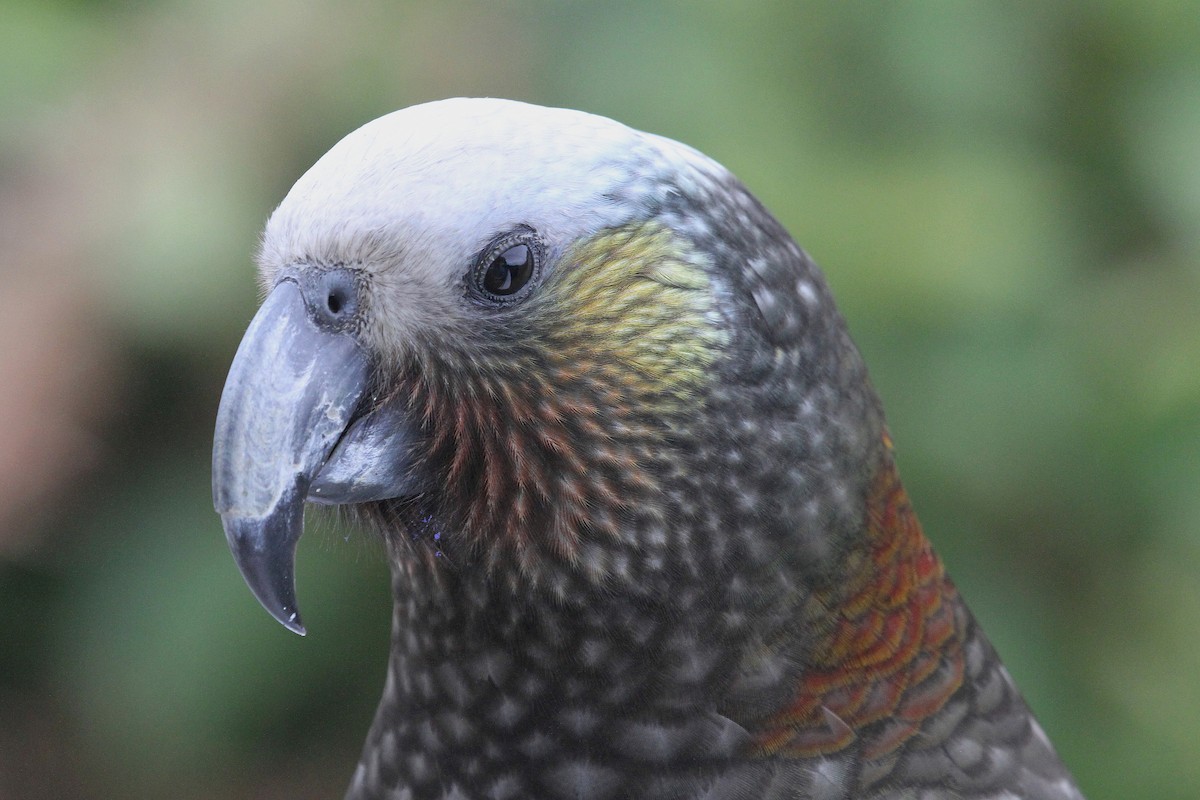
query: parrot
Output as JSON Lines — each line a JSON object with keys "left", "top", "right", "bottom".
{"left": 212, "top": 98, "right": 1085, "bottom": 800}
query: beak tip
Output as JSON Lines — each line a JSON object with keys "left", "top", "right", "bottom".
{"left": 222, "top": 511, "right": 308, "bottom": 636}
{"left": 253, "top": 588, "right": 307, "bottom": 635}
{"left": 280, "top": 611, "right": 308, "bottom": 637}
{"left": 243, "top": 561, "right": 308, "bottom": 635}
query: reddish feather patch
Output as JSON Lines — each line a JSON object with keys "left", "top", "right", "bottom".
{"left": 754, "top": 442, "right": 966, "bottom": 759}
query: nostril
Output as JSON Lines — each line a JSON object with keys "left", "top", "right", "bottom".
{"left": 304, "top": 269, "right": 359, "bottom": 328}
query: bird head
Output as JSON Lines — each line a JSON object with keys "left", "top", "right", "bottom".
{"left": 213, "top": 98, "right": 884, "bottom": 635}
{"left": 210, "top": 101, "right": 1087, "bottom": 800}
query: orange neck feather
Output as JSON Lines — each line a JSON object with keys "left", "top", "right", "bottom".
{"left": 754, "top": 436, "right": 966, "bottom": 759}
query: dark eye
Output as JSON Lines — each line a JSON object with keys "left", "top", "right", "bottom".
{"left": 483, "top": 245, "right": 532, "bottom": 296}
{"left": 472, "top": 229, "right": 542, "bottom": 304}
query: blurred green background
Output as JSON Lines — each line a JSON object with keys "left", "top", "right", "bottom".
{"left": 1, "top": 1, "right": 1198, "bottom": 798}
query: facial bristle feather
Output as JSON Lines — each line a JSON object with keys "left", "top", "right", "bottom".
{"left": 387, "top": 221, "right": 726, "bottom": 582}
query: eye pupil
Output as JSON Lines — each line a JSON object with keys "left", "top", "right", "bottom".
{"left": 327, "top": 291, "right": 344, "bottom": 314}
{"left": 482, "top": 244, "right": 533, "bottom": 297}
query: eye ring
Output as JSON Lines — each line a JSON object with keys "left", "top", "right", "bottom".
{"left": 470, "top": 227, "right": 543, "bottom": 306}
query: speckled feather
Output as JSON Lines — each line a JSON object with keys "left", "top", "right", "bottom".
{"left": 254, "top": 99, "right": 1084, "bottom": 800}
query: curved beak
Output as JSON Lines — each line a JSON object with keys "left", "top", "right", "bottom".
{"left": 214, "top": 277, "right": 429, "bottom": 634}
{"left": 213, "top": 280, "right": 369, "bottom": 634}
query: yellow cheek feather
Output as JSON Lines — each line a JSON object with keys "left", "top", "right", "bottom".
{"left": 536, "top": 222, "right": 729, "bottom": 406}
